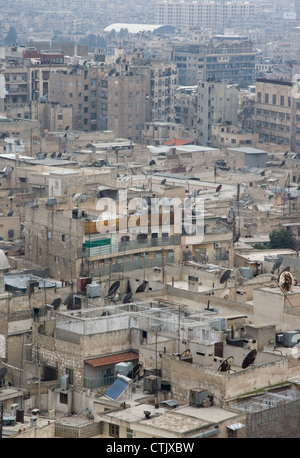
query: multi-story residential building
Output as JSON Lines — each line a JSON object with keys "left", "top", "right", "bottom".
{"left": 49, "top": 59, "right": 177, "bottom": 140}
{"left": 3, "top": 64, "right": 29, "bottom": 108}
{"left": 172, "top": 43, "right": 206, "bottom": 86}
{"left": 197, "top": 80, "right": 239, "bottom": 146}
{"left": 172, "top": 37, "right": 256, "bottom": 86}
{"left": 155, "top": 0, "right": 257, "bottom": 31}
{"left": 290, "top": 26, "right": 300, "bottom": 62}
{"left": 49, "top": 65, "right": 100, "bottom": 132}
{"left": 97, "top": 64, "right": 151, "bottom": 141}
{"left": 173, "top": 85, "right": 198, "bottom": 136}
{"left": 2, "top": 48, "right": 67, "bottom": 121}
{"left": 254, "top": 78, "right": 294, "bottom": 149}
{"left": 202, "top": 37, "right": 256, "bottom": 86}
{"left": 148, "top": 61, "right": 178, "bottom": 122}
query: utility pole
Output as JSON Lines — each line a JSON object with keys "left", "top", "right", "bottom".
{"left": 0, "top": 402, "right": 3, "bottom": 439}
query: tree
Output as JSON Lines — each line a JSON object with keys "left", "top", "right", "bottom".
{"left": 4, "top": 26, "right": 17, "bottom": 45}
{"left": 269, "top": 228, "right": 297, "bottom": 250}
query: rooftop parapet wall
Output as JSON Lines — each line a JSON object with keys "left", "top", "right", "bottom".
{"left": 161, "top": 353, "right": 289, "bottom": 406}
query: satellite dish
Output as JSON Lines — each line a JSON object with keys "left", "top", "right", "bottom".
{"left": 64, "top": 292, "right": 74, "bottom": 306}
{"left": 242, "top": 349, "right": 257, "bottom": 369}
{"left": 133, "top": 362, "right": 143, "bottom": 379}
{"left": 215, "top": 184, "right": 222, "bottom": 193}
{"left": 218, "top": 356, "right": 234, "bottom": 373}
{"left": 51, "top": 298, "right": 61, "bottom": 310}
{"left": 271, "top": 257, "right": 283, "bottom": 274}
{"left": 220, "top": 270, "right": 231, "bottom": 284}
{"left": 126, "top": 280, "right": 131, "bottom": 294}
{"left": 149, "top": 160, "right": 156, "bottom": 166}
{"left": 107, "top": 280, "right": 120, "bottom": 297}
{"left": 135, "top": 280, "right": 148, "bottom": 293}
{"left": 284, "top": 151, "right": 288, "bottom": 158}
{"left": 239, "top": 267, "right": 254, "bottom": 280}
{"left": 278, "top": 271, "right": 294, "bottom": 293}
{"left": 0, "top": 367, "right": 7, "bottom": 380}
{"left": 233, "top": 233, "right": 240, "bottom": 244}
{"left": 180, "top": 349, "right": 191, "bottom": 359}
{"left": 7, "top": 210, "right": 13, "bottom": 216}
{"left": 221, "top": 288, "right": 230, "bottom": 299}
{"left": 280, "top": 160, "right": 285, "bottom": 167}
{"left": 161, "top": 179, "right": 167, "bottom": 185}
{"left": 123, "top": 292, "right": 133, "bottom": 303}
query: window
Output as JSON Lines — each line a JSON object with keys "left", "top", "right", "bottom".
{"left": 280, "top": 95, "right": 284, "bottom": 106}
{"left": 127, "top": 428, "right": 133, "bottom": 438}
{"left": 272, "top": 94, "right": 277, "bottom": 105}
{"left": 66, "top": 368, "right": 74, "bottom": 385}
{"left": 265, "top": 93, "right": 269, "bottom": 103}
{"left": 60, "top": 393, "right": 68, "bottom": 404}
{"left": 109, "top": 424, "right": 119, "bottom": 437}
{"left": 257, "top": 91, "right": 261, "bottom": 103}
{"left": 58, "top": 114, "right": 63, "bottom": 120}
{"left": 62, "top": 234, "right": 66, "bottom": 242}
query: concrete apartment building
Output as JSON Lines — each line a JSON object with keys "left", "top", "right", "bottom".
{"left": 254, "top": 78, "right": 295, "bottom": 150}
{"left": 48, "top": 59, "right": 178, "bottom": 140}
{"left": 155, "top": 0, "right": 257, "bottom": 31}
{"left": 172, "top": 37, "right": 256, "bottom": 86}
{"left": 197, "top": 80, "right": 239, "bottom": 146}
{"left": 202, "top": 38, "right": 256, "bottom": 86}
{"left": 2, "top": 47, "right": 67, "bottom": 122}
{"left": 99, "top": 65, "right": 151, "bottom": 142}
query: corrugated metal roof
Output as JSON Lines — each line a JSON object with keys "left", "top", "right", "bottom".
{"left": 85, "top": 352, "right": 138, "bottom": 368}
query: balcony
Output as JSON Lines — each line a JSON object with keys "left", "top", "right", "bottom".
{"left": 79, "top": 234, "right": 181, "bottom": 259}
{"left": 87, "top": 254, "right": 175, "bottom": 278}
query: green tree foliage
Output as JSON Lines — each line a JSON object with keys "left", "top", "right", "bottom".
{"left": 269, "top": 228, "right": 297, "bottom": 250}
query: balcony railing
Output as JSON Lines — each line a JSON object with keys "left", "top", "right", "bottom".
{"left": 85, "top": 254, "right": 175, "bottom": 278}
{"left": 79, "top": 235, "right": 181, "bottom": 259}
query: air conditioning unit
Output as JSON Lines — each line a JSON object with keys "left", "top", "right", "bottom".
{"left": 214, "top": 243, "right": 221, "bottom": 248}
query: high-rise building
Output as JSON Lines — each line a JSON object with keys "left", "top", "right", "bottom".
{"left": 197, "top": 80, "right": 239, "bottom": 145}
{"left": 155, "top": 0, "right": 257, "bottom": 31}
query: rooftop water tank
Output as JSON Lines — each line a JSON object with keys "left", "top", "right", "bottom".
{"left": 86, "top": 282, "right": 102, "bottom": 298}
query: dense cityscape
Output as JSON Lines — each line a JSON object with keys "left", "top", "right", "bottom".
{"left": 0, "top": 0, "right": 300, "bottom": 441}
